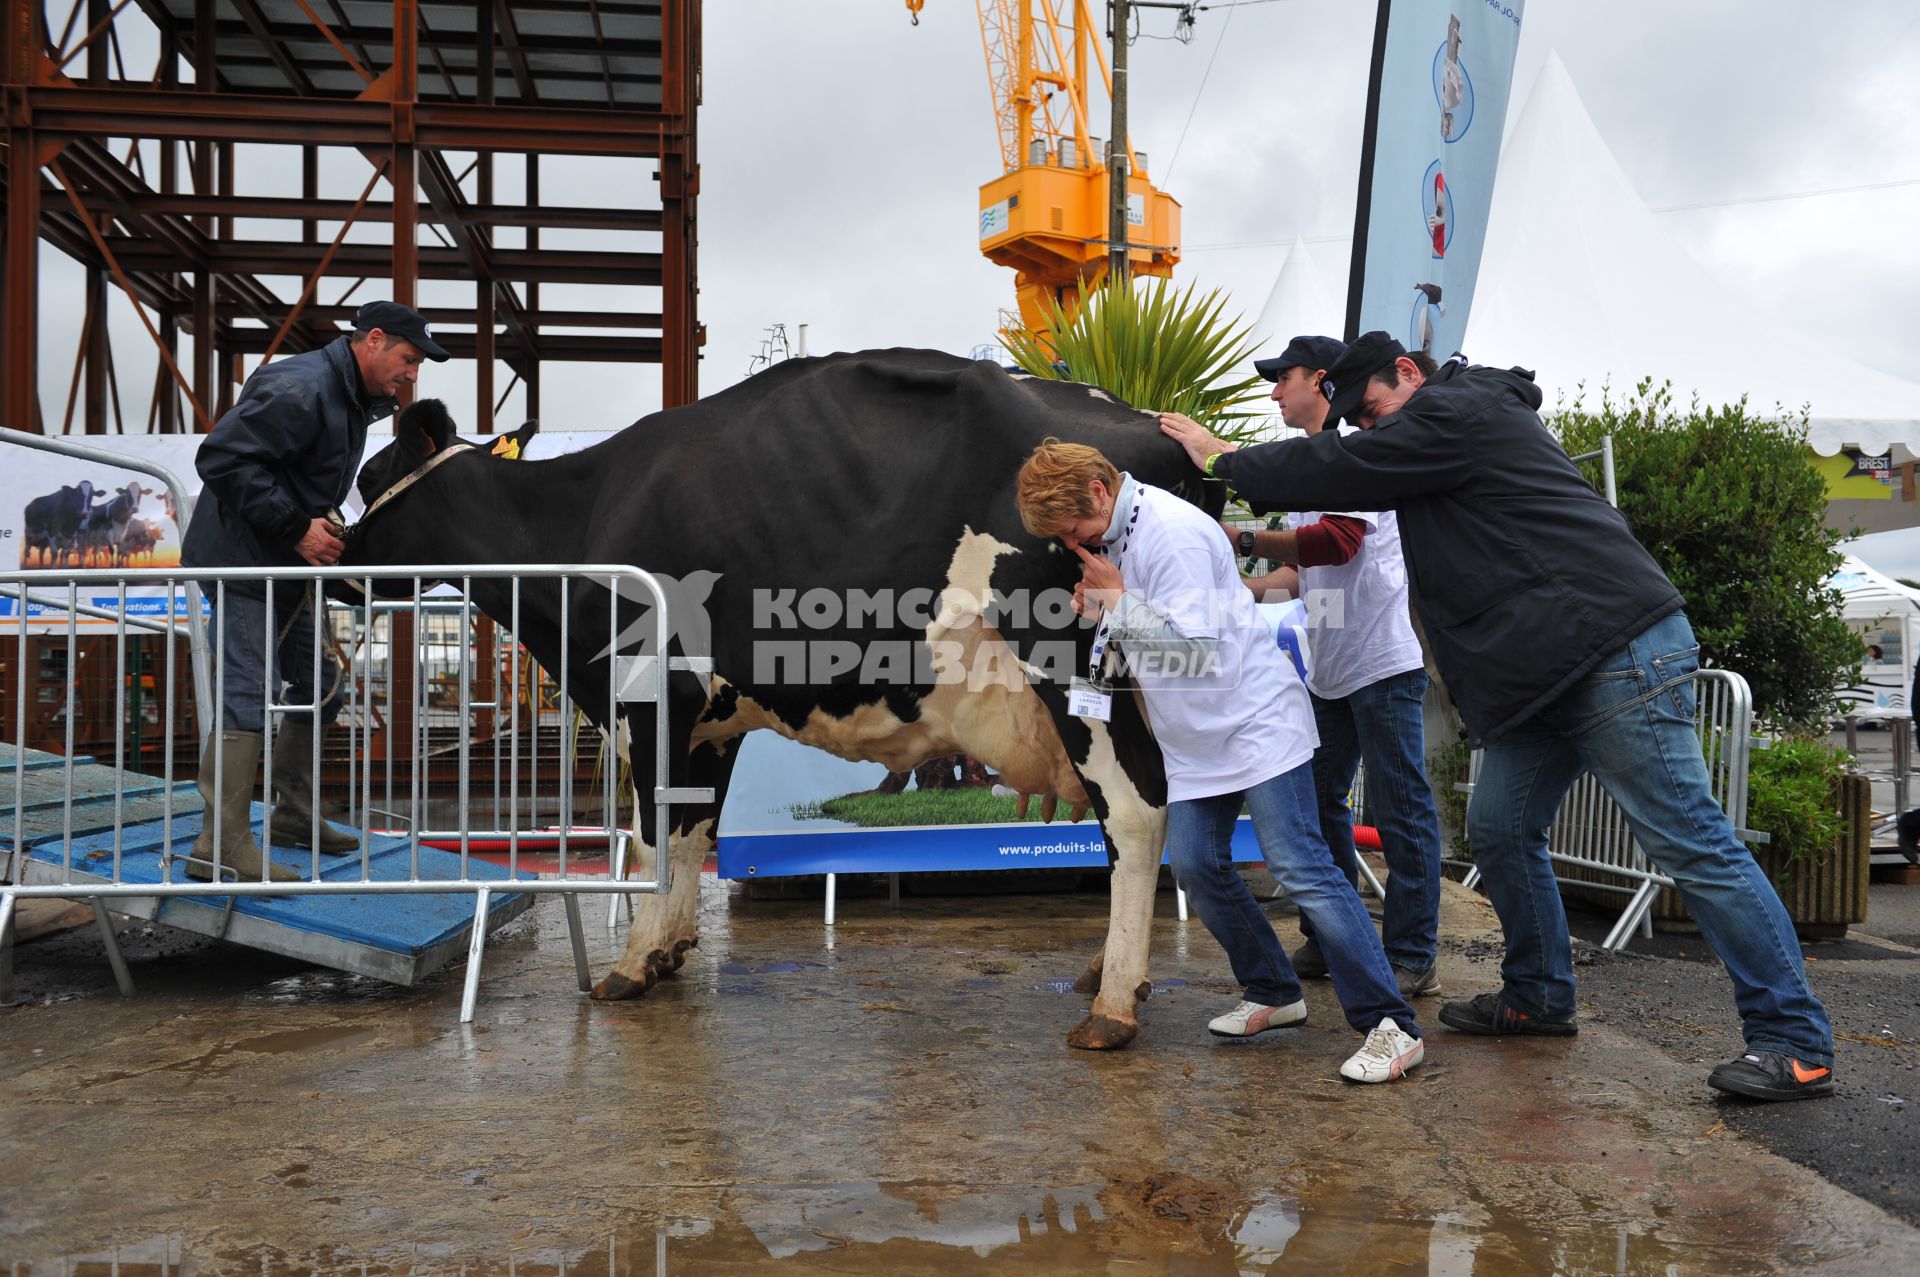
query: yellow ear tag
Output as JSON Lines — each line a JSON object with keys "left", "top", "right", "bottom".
{"left": 490, "top": 437, "right": 521, "bottom": 460}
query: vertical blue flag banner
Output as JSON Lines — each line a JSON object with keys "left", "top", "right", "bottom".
{"left": 1346, "top": 1, "right": 1526, "bottom": 355}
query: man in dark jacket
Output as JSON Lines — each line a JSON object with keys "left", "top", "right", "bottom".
{"left": 1160, "top": 331, "right": 1835, "bottom": 1103}
{"left": 181, "top": 300, "right": 447, "bottom": 884}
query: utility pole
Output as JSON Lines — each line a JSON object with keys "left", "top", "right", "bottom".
{"left": 1108, "top": 0, "right": 1131, "bottom": 286}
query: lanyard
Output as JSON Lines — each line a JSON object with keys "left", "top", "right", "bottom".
{"left": 1085, "top": 481, "right": 1142, "bottom": 681}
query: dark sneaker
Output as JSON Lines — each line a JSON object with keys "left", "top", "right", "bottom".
{"left": 1395, "top": 964, "right": 1441, "bottom": 998}
{"left": 1437, "top": 990, "right": 1577, "bottom": 1037}
{"left": 1707, "top": 1050, "right": 1835, "bottom": 1102}
{"left": 1290, "top": 939, "right": 1329, "bottom": 979}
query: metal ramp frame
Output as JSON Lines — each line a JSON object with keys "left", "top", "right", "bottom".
{"left": 2, "top": 742, "right": 536, "bottom": 1005}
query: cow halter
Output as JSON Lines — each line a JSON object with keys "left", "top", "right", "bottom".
{"left": 333, "top": 441, "right": 478, "bottom": 598}
{"left": 356, "top": 440, "right": 479, "bottom": 524}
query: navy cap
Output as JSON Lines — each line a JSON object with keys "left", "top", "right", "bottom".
{"left": 1320, "top": 330, "right": 1407, "bottom": 426}
{"left": 352, "top": 300, "right": 450, "bottom": 362}
{"left": 1253, "top": 334, "right": 1347, "bottom": 383}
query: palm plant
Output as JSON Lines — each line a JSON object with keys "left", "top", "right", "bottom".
{"left": 1002, "top": 276, "right": 1270, "bottom": 439}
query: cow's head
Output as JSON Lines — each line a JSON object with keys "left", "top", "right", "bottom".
{"left": 334, "top": 400, "right": 539, "bottom": 599}
{"left": 354, "top": 399, "right": 539, "bottom": 513}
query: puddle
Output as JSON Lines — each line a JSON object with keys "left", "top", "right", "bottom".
{"left": 230, "top": 1024, "right": 381, "bottom": 1055}
{"left": 8, "top": 1180, "right": 1788, "bottom": 1275}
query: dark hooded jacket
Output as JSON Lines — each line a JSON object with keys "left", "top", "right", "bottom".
{"left": 183, "top": 337, "right": 397, "bottom": 587}
{"left": 1212, "top": 359, "right": 1682, "bottom": 743}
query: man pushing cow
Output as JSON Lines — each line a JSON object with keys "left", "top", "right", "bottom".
{"left": 1160, "top": 333, "right": 1835, "bottom": 1103}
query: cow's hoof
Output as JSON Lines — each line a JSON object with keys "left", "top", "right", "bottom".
{"left": 640, "top": 946, "right": 685, "bottom": 980}
{"left": 591, "top": 968, "right": 655, "bottom": 1001}
{"left": 1066, "top": 1014, "right": 1138, "bottom": 1050}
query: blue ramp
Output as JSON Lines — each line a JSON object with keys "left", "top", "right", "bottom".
{"left": 7, "top": 747, "right": 534, "bottom": 987}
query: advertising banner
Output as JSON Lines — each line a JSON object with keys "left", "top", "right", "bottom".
{"left": 0, "top": 435, "right": 201, "bottom": 631}
{"left": 1347, "top": 0, "right": 1527, "bottom": 355}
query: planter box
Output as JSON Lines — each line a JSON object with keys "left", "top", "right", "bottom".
{"left": 1651, "top": 771, "right": 1871, "bottom": 940}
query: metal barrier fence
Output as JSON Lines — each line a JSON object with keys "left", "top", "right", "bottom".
{"left": 1, "top": 562, "right": 705, "bottom": 1021}
{"left": 1454, "top": 668, "right": 1760, "bottom": 953}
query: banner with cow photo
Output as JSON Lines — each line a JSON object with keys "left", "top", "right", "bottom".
{"left": 1346, "top": 0, "right": 1526, "bottom": 352}
{"left": 1, "top": 436, "right": 201, "bottom": 632}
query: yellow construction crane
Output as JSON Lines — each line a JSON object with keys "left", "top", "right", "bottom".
{"left": 913, "top": 2, "right": 1182, "bottom": 337}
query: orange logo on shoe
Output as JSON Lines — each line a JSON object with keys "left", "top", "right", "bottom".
{"left": 1790, "top": 1060, "right": 1830, "bottom": 1084}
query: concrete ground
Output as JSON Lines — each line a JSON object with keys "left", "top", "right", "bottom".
{"left": 4, "top": 871, "right": 1919, "bottom": 1276}
{"left": 1562, "top": 877, "right": 1920, "bottom": 1232}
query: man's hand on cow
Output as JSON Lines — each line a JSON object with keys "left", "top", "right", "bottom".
{"left": 1158, "top": 412, "right": 1233, "bottom": 472}
{"left": 297, "top": 517, "right": 346, "bottom": 567}
{"left": 1070, "top": 542, "right": 1124, "bottom": 617}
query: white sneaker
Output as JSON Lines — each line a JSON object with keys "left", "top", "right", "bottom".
{"left": 1340, "top": 1017, "right": 1425, "bottom": 1083}
{"left": 1207, "top": 998, "right": 1307, "bottom": 1037}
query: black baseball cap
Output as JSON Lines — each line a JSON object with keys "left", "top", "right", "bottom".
{"left": 352, "top": 300, "right": 450, "bottom": 362}
{"left": 1253, "top": 334, "right": 1346, "bottom": 382}
{"left": 1321, "top": 330, "right": 1407, "bottom": 426}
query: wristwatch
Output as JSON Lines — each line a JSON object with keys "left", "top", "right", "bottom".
{"left": 1236, "top": 529, "right": 1258, "bottom": 555}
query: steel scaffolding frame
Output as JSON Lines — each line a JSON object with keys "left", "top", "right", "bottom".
{"left": 1, "top": 0, "right": 702, "bottom": 436}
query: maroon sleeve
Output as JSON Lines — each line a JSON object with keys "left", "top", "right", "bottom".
{"left": 1293, "top": 514, "right": 1369, "bottom": 568}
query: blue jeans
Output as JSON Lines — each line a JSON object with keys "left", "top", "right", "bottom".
{"left": 1167, "top": 762, "right": 1421, "bottom": 1036}
{"left": 210, "top": 584, "right": 344, "bottom": 732}
{"left": 1467, "top": 610, "right": 1833, "bottom": 1065}
{"left": 1299, "top": 669, "right": 1444, "bottom": 971}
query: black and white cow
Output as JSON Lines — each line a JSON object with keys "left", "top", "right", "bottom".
{"left": 22, "top": 480, "right": 96, "bottom": 567}
{"left": 99, "top": 483, "right": 151, "bottom": 567}
{"left": 344, "top": 349, "right": 1221, "bottom": 1049}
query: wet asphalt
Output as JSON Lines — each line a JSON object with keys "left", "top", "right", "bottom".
{"left": 4, "top": 867, "right": 1919, "bottom": 1275}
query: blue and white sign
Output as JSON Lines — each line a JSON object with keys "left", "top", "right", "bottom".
{"left": 1348, "top": 2, "right": 1526, "bottom": 357}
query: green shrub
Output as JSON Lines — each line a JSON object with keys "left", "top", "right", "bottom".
{"left": 1549, "top": 381, "right": 1859, "bottom": 726}
{"left": 1003, "top": 276, "right": 1269, "bottom": 433}
{"left": 1745, "top": 733, "right": 1850, "bottom": 868}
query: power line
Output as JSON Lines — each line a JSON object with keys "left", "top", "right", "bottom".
{"left": 1161, "top": 5, "right": 1234, "bottom": 183}
{"left": 1650, "top": 176, "right": 1920, "bottom": 212}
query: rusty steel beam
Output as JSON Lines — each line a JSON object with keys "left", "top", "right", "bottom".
{"left": 218, "top": 331, "right": 663, "bottom": 363}
{"left": 229, "top": 0, "right": 315, "bottom": 96}
{"left": 414, "top": 148, "right": 541, "bottom": 366}
{"left": 87, "top": 235, "right": 664, "bottom": 286}
{"left": 54, "top": 189, "right": 664, "bottom": 230}
{"left": 257, "top": 159, "right": 387, "bottom": 367}
{"left": 288, "top": 0, "right": 373, "bottom": 86}
{"left": 23, "top": 86, "right": 690, "bottom": 155}
{"left": 660, "top": 0, "right": 698, "bottom": 406}
{"left": 156, "top": 12, "right": 663, "bottom": 66}
{"left": 493, "top": 0, "right": 539, "bottom": 105}
{"left": 3, "top": 0, "right": 43, "bottom": 431}
{"left": 261, "top": 305, "right": 663, "bottom": 329}
{"left": 48, "top": 156, "right": 214, "bottom": 430}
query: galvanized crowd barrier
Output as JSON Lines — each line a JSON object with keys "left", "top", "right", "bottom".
{"left": 1, "top": 559, "right": 707, "bottom": 1021}
{"left": 1453, "top": 668, "right": 1762, "bottom": 952}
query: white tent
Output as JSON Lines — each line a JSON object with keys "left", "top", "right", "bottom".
{"left": 1462, "top": 53, "right": 1920, "bottom": 457}
{"left": 1831, "top": 553, "right": 1920, "bottom": 716}
{"left": 1249, "top": 236, "right": 1343, "bottom": 355}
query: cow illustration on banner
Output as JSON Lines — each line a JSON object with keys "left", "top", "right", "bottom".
{"left": 1347, "top": 1, "right": 1527, "bottom": 356}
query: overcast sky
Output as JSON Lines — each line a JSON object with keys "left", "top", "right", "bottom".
{"left": 33, "top": 1, "right": 1920, "bottom": 564}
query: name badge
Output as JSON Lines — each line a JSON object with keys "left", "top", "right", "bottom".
{"left": 1068, "top": 676, "right": 1113, "bottom": 722}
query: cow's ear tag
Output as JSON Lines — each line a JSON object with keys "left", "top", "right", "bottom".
{"left": 490, "top": 436, "right": 521, "bottom": 460}
{"left": 1068, "top": 676, "right": 1113, "bottom": 722}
